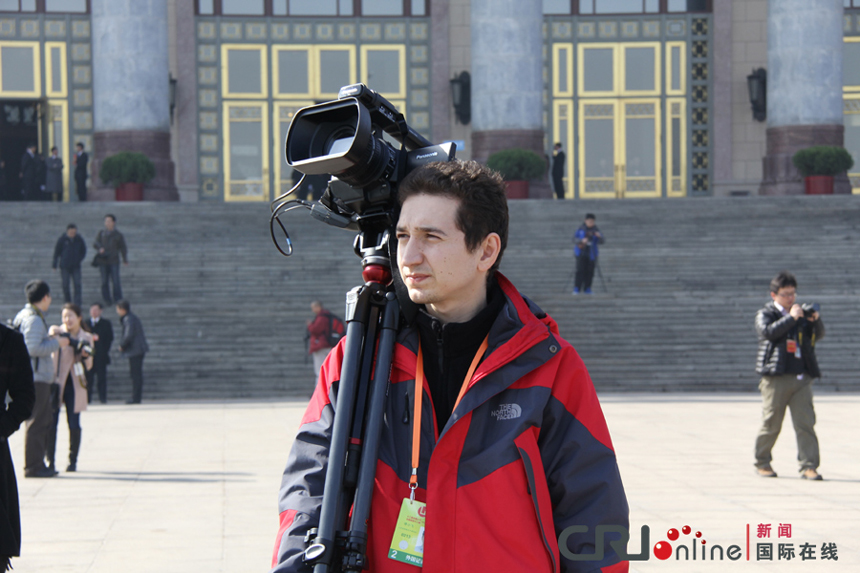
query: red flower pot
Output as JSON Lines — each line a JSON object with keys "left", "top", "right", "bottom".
{"left": 116, "top": 182, "right": 144, "bottom": 201}
{"left": 804, "top": 175, "right": 834, "bottom": 195}
{"left": 505, "top": 180, "right": 529, "bottom": 199}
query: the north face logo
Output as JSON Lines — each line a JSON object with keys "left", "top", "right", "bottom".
{"left": 491, "top": 404, "right": 522, "bottom": 420}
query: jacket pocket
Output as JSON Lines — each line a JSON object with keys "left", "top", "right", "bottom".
{"left": 516, "top": 436, "right": 558, "bottom": 573}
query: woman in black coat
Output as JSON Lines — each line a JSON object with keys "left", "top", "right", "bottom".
{"left": 0, "top": 323, "right": 35, "bottom": 571}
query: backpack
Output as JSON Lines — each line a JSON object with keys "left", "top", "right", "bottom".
{"left": 326, "top": 312, "right": 346, "bottom": 347}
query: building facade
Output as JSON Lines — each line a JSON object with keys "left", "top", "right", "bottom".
{"left": 0, "top": 0, "right": 857, "bottom": 202}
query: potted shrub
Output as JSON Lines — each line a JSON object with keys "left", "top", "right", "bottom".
{"left": 99, "top": 151, "right": 156, "bottom": 201}
{"left": 791, "top": 146, "right": 854, "bottom": 195}
{"left": 487, "top": 148, "right": 546, "bottom": 199}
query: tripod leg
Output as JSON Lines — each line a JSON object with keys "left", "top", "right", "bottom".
{"left": 344, "top": 293, "right": 400, "bottom": 572}
{"left": 308, "top": 286, "right": 372, "bottom": 572}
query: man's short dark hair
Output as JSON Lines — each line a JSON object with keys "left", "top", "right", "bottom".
{"left": 585, "top": 213, "right": 596, "bottom": 220}
{"left": 51, "top": 146, "right": 57, "bottom": 152}
{"left": 555, "top": 142, "right": 562, "bottom": 148}
{"left": 67, "top": 223, "right": 77, "bottom": 231}
{"left": 398, "top": 160, "right": 509, "bottom": 273}
{"left": 116, "top": 299, "right": 130, "bottom": 312}
{"left": 25, "top": 280, "right": 50, "bottom": 304}
{"left": 105, "top": 214, "right": 116, "bottom": 223}
{"left": 90, "top": 302, "right": 103, "bottom": 309}
{"left": 76, "top": 142, "right": 84, "bottom": 149}
{"left": 770, "top": 271, "right": 797, "bottom": 294}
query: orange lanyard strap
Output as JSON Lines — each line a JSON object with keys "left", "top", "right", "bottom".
{"left": 410, "top": 335, "right": 489, "bottom": 498}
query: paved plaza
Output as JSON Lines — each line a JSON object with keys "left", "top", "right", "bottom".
{"left": 6, "top": 392, "right": 859, "bottom": 573}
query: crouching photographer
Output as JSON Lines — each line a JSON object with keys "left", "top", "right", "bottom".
{"left": 753, "top": 271, "right": 825, "bottom": 481}
{"left": 47, "top": 303, "right": 94, "bottom": 473}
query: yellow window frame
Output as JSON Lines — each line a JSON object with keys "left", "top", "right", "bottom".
{"left": 665, "top": 41, "right": 686, "bottom": 96}
{"left": 844, "top": 37, "right": 860, "bottom": 93}
{"left": 666, "top": 98, "right": 687, "bottom": 198}
{"left": 578, "top": 42, "right": 662, "bottom": 98}
{"left": 620, "top": 98, "right": 662, "bottom": 198}
{"left": 222, "top": 101, "right": 269, "bottom": 202}
{"left": 316, "top": 45, "right": 357, "bottom": 100}
{"left": 221, "top": 44, "right": 268, "bottom": 99}
{"left": 0, "top": 41, "right": 41, "bottom": 98}
{"left": 552, "top": 99, "right": 574, "bottom": 198}
{"left": 553, "top": 43, "right": 574, "bottom": 98}
{"left": 578, "top": 98, "right": 618, "bottom": 199}
{"left": 272, "top": 45, "right": 313, "bottom": 99}
{"left": 47, "top": 99, "right": 69, "bottom": 201}
{"left": 360, "top": 45, "right": 406, "bottom": 100}
{"left": 273, "top": 100, "right": 313, "bottom": 199}
{"left": 45, "top": 42, "right": 67, "bottom": 99}
{"left": 843, "top": 93, "right": 860, "bottom": 193}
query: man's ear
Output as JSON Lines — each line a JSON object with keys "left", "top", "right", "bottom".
{"left": 477, "top": 233, "right": 501, "bottom": 272}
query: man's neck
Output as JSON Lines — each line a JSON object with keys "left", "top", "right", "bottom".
{"left": 426, "top": 284, "right": 488, "bottom": 325}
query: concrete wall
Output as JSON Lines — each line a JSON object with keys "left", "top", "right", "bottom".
{"left": 724, "top": 0, "right": 768, "bottom": 195}
{"left": 448, "top": 0, "right": 472, "bottom": 159}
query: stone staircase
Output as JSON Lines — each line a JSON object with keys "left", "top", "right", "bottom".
{"left": 1, "top": 194, "right": 858, "bottom": 400}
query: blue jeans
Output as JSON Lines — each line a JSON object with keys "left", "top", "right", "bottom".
{"left": 99, "top": 263, "right": 122, "bottom": 303}
{"left": 61, "top": 266, "right": 82, "bottom": 306}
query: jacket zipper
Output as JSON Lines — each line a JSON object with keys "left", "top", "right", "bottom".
{"left": 517, "top": 446, "right": 558, "bottom": 573}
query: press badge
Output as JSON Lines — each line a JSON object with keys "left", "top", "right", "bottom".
{"left": 388, "top": 499, "right": 426, "bottom": 567}
{"left": 786, "top": 339, "right": 797, "bottom": 354}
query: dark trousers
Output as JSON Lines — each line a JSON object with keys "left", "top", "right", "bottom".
{"left": 51, "top": 378, "right": 81, "bottom": 432}
{"left": 76, "top": 174, "right": 87, "bottom": 201}
{"left": 129, "top": 355, "right": 144, "bottom": 403}
{"left": 99, "top": 263, "right": 122, "bottom": 304}
{"left": 24, "top": 382, "right": 54, "bottom": 473}
{"left": 61, "top": 266, "right": 82, "bottom": 306}
{"left": 552, "top": 175, "right": 565, "bottom": 199}
{"left": 575, "top": 254, "right": 596, "bottom": 291}
{"left": 86, "top": 362, "right": 108, "bottom": 403}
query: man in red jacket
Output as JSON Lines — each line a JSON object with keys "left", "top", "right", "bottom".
{"left": 306, "top": 301, "right": 334, "bottom": 383}
{"left": 272, "top": 160, "right": 629, "bottom": 573}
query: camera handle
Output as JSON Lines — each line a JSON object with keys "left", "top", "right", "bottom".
{"left": 303, "top": 250, "right": 400, "bottom": 573}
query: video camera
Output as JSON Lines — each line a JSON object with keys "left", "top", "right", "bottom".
{"left": 59, "top": 332, "right": 93, "bottom": 356}
{"left": 272, "top": 84, "right": 456, "bottom": 257}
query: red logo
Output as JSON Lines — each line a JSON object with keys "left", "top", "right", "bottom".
{"left": 418, "top": 506, "right": 427, "bottom": 517}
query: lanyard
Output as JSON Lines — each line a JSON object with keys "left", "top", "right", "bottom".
{"left": 409, "top": 335, "right": 489, "bottom": 500}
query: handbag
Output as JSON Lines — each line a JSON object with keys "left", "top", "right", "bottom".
{"left": 91, "top": 252, "right": 107, "bottom": 267}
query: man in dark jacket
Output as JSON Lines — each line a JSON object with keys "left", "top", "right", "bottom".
{"left": 754, "top": 271, "right": 825, "bottom": 480}
{"left": 270, "top": 161, "right": 629, "bottom": 573}
{"left": 19, "top": 143, "right": 39, "bottom": 201}
{"left": 306, "top": 301, "right": 335, "bottom": 383}
{"left": 572, "top": 213, "right": 604, "bottom": 294}
{"left": 93, "top": 214, "right": 129, "bottom": 305}
{"left": 73, "top": 142, "right": 88, "bottom": 202}
{"left": 52, "top": 223, "right": 87, "bottom": 306}
{"left": 85, "top": 302, "right": 113, "bottom": 404}
{"left": 551, "top": 142, "right": 566, "bottom": 199}
{"left": 116, "top": 300, "right": 148, "bottom": 404}
{"left": 0, "top": 323, "right": 35, "bottom": 570}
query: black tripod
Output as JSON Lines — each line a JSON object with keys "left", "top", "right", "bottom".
{"left": 302, "top": 227, "right": 401, "bottom": 573}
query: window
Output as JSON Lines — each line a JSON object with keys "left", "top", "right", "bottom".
{"left": 544, "top": 0, "right": 710, "bottom": 15}
{"left": 0, "top": 0, "right": 89, "bottom": 12}
{"left": 221, "top": 45, "right": 268, "bottom": 99}
{"left": 0, "top": 41, "right": 41, "bottom": 98}
{"left": 195, "top": 0, "right": 427, "bottom": 16}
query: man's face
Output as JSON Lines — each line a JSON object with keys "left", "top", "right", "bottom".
{"left": 585, "top": 218, "right": 596, "bottom": 228}
{"left": 90, "top": 305, "right": 101, "bottom": 320}
{"left": 396, "top": 194, "right": 494, "bottom": 317}
{"left": 67, "top": 228, "right": 77, "bottom": 239}
{"left": 771, "top": 286, "right": 796, "bottom": 308}
{"left": 105, "top": 217, "right": 115, "bottom": 231}
{"left": 311, "top": 303, "right": 321, "bottom": 315}
{"left": 36, "top": 292, "right": 51, "bottom": 312}
{"left": 116, "top": 305, "right": 126, "bottom": 317}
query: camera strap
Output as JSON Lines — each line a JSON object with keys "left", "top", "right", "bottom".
{"left": 409, "top": 335, "right": 489, "bottom": 499}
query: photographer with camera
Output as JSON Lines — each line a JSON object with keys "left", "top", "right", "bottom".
{"left": 754, "top": 271, "right": 825, "bottom": 480}
{"left": 47, "top": 303, "right": 94, "bottom": 472}
{"left": 271, "top": 161, "right": 628, "bottom": 573}
{"left": 572, "top": 213, "right": 604, "bottom": 295}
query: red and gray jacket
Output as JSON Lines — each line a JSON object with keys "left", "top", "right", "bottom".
{"left": 272, "top": 274, "right": 629, "bottom": 573}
